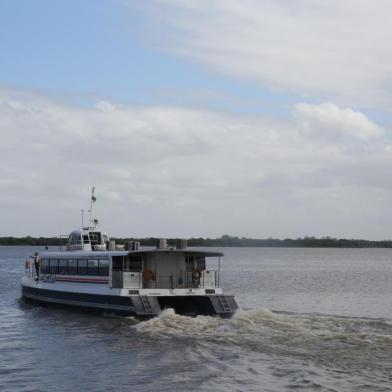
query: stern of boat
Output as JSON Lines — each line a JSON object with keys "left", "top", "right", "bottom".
{"left": 130, "top": 293, "right": 238, "bottom": 318}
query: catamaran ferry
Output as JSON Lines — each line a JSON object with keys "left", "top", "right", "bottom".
{"left": 21, "top": 190, "right": 238, "bottom": 318}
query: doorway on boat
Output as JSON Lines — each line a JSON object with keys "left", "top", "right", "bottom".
{"left": 111, "top": 255, "right": 143, "bottom": 289}
{"left": 186, "top": 255, "right": 206, "bottom": 288}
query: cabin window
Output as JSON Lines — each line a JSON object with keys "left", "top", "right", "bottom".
{"left": 58, "top": 259, "right": 68, "bottom": 274}
{"left": 77, "top": 259, "right": 88, "bottom": 275}
{"left": 87, "top": 259, "right": 99, "bottom": 275}
{"left": 98, "top": 259, "right": 109, "bottom": 276}
{"left": 41, "top": 259, "right": 49, "bottom": 274}
{"left": 38, "top": 258, "right": 110, "bottom": 276}
{"left": 127, "top": 255, "right": 142, "bottom": 271}
{"left": 49, "top": 259, "right": 59, "bottom": 274}
{"left": 83, "top": 235, "right": 90, "bottom": 244}
{"left": 68, "top": 259, "right": 77, "bottom": 274}
{"left": 43, "top": 258, "right": 109, "bottom": 276}
{"left": 67, "top": 232, "right": 82, "bottom": 245}
{"left": 89, "top": 232, "right": 102, "bottom": 246}
{"left": 185, "top": 255, "right": 206, "bottom": 271}
{"left": 69, "top": 232, "right": 82, "bottom": 245}
{"left": 112, "top": 256, "right": 124, "bottom": 271}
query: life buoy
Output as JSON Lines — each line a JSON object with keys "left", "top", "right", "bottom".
{"left": 143, "top": 268, "right": 155, "bottom": 281}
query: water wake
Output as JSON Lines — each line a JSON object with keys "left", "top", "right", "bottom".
{"left": 135, "top": 307, "right": 392, "bottom": 365}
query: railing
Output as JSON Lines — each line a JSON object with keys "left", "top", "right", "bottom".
{"left": 149, "top": 270, "right": 217, "bottom": 290}
{"left": 24, "top": 260, "right": 39, "bottom": 280}
{"left": 110, "top": 269, "right": 217, "bottom": 290}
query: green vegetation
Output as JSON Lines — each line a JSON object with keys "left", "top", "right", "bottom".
{"left": 0, "top": 236, "right": 67, "bottom": 246}
{"left": 1, "top": 234, "right": 392, "bottom": 248}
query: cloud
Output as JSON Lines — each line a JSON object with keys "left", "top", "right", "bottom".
{"left": 294, "top": 102, "right": 384, "bottom": 140}
{"left": 0, "top": 88, "right": 391, "bottom": 238}
{"left": 133, "top": 0, "right": 392, "bottom": 108}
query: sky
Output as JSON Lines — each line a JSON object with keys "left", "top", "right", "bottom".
{"left": 1, "top": 0, "right": 392, "bottom": 239}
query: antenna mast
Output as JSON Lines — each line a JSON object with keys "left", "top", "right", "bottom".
{"left": 81, "top": 209, "right": 85, "bottom": 229}
{"left": 88, "top": 186, "right": 96, "bottom": 229}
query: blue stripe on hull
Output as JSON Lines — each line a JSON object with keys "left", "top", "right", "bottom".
{"left": 21, "top": 285, "right": 137, "bottom": 315}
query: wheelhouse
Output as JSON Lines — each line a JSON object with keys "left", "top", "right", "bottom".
{"left": 66, "top": 230, "right": 109, "bottom": 252}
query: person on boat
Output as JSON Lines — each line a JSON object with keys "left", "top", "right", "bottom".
{"left": 143, "top": 268, "right": 155, "bottom": 288}
{"left": 143, "top": 268, "right": 155, "bottom": 281}
{"left": 33, "top": 252, "right": 40, "bottom": 280}
{"left": 192, "top": 268, "right": 201, "bottom": 288}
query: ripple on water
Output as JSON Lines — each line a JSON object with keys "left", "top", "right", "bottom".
{"left": 2, "top": 247, "right": 392, "bottom": 391}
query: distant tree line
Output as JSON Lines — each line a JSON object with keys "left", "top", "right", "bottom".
{"left": 0, "top": 236, "right": 67, "bottom": 246}
{"left": 1, "top": 234, "right": 392, "bottom": 248}
{"left": 184, "top": 235, "right": 392, "bottom": 248}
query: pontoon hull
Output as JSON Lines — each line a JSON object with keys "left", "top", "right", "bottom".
{"left": 21, "top": 284, "right": 238, "bottom": 318}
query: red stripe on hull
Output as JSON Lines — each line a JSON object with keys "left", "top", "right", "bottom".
{"left": 53, "top": 277, "right": 109, "bottom": 284}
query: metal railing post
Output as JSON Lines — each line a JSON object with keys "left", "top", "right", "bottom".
{"left": 218, "top": 257, "right": 221, "bottom": 288}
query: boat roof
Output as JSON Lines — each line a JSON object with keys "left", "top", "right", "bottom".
{"left": 39, "top": 249, "right": 224, "bottom": 258}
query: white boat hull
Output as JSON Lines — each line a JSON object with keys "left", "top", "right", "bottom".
{"left": 21, "top": 277, "right": 237, "bottom": 318}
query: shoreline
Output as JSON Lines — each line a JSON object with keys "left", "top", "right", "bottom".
{"left": 1, "top": 236, "right": 392, "bottom": 248}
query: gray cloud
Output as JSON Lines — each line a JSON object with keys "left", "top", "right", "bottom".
{"left": 0, "top": 89, "right": 391, "bottom": 239}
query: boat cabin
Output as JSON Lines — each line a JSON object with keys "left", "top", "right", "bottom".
{"left": 34, "top": 247, "right": 222, "bottom": 292}
{"left": 67, "top": 230, "right": 110, "bottom": 251}
{"left": 110, "top": 249, "right": 222, "bottom": 292}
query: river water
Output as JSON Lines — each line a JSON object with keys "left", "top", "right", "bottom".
{"left": 0, "top": 246, "right": 391, "bottom": 391}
